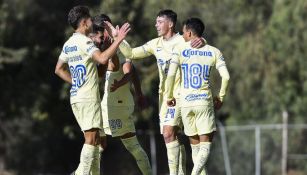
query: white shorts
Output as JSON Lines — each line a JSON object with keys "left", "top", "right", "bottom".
{"left": 159, "top": 94, "right": 182, "bottom": 134}
{"left": 181, "top": 105, "right": 216, "bottom": 136}
{"left": 71, "top": 102, "right": 102, "bottom": 131}
{"left": 101, "top": 105, "right": 135, "bottom": 137}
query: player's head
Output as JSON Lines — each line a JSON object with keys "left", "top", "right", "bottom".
{"left": 68, "top": 6, "right": 92, "bottom": 34}
{"left": 90, "top": 14, "right": 113, "bottom": 49}
{"left": 92, "top": 14, "right": 112, "bottom": 33}
{"left": 155, "top": 9, "right": 177, "bottom": 37}
{"left": 182, "top": 18, "right": 205, "bottom": 41}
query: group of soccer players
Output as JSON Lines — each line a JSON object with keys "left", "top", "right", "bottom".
{"left": 55, "top": 5, "right": 230, "bottom": 175}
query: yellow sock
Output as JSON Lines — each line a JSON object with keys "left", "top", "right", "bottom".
{"left": 166, "top": 140, "right": 180, "bottom": 175}
{"left": 75, "top": 144, "right": 97, "bottom": 175}
{"left": 191, "top": 144, "right": 206, "bottom": 175}
{"left": 178, "top": 144, "right": 186, "bottom": 175}
{"left": 90, "top": 146, "right": 103, "bottom": 175}
{"left": 121, "top": 136, "right": 152, "bottom": 175}
{"left": 191, "top": 142, "right": 211, "bottom": 175}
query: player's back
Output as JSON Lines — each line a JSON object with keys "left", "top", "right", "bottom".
{"left": 59, "top": 33, "right": 100, "bottom": 104}
{"left": 176, "top": 42, "right": 223, "bottom": 107}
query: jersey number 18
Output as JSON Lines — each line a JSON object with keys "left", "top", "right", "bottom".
{"left": 181, "top": 63, "right": 211, "bottom": 89}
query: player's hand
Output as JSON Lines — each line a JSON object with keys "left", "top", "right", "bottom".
{"left": 116, "top": 22, "right": 131, "bottom": 41}
{"left": 167, "top": 98, "right": 176, "bottom": 107}
{"left": 213, "top": 96, "right": 223, "bottom": 111}
{"left": 191, "top": 37, "right": 206, "bottom": 48}
{"left": 104, "top": 21, "right": 118, "bottom": 38}
{"left": 110, "top": 79, "right": 120, "bottom": 92}
{"left": 137, "top": 94, "right": 149, "bottom": 110}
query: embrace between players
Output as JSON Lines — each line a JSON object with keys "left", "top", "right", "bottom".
{"left": 55, "top": 5, "right": 230, "bottom": 175}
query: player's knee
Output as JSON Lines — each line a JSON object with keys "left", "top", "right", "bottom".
{"left": 163, "top": 129, "right": 176, "bottom": 143}
{"left": 84, "top": 128, "right": 100, "bottom": 145}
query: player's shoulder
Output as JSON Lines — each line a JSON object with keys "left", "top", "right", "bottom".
{"left": 70, "top": 33, "right": 92, "bottom": 44}
{"left": 174, "top": 34, "right": 185, "bottom": 42}
{"left": 204, "top": 44, "right": 222, "bottom": 54}
{"left": 175, "top": 40, "right": 190, "bottom": 50}
{"left": 147, "top": 37, "right": 162, "bottom": 45}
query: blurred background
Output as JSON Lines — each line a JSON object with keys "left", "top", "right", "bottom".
{"left": 0, "top": 0, "right": 307, "bottom": 174}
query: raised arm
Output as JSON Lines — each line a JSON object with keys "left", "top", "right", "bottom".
{"left": 92, "top": 23, "right": 131, "bottom": 65}
{"left": 104, "top": 21, "right": 153, "bottom": 60}
{"left": 119, "top": 40, "right": 153, "bottom": 60}
{"left": 55, "top": 59, "right": 72, "bottom": 84}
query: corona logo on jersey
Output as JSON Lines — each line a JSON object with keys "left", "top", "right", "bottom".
{"left": 182, "top": 49, "right": 212, "bottom": 58}
{"left": 185, "top": 93, "right": 208, "bottom": 101}
{"left": 63, "top": 45, "right": 77, "bottom": 54}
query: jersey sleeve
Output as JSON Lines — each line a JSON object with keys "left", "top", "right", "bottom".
{"left": 215, "top": 49, "right": 227, "bottom": 70}
{"left": 58, "top": 48, "right": 68, "bottom": 63}
{"left": 214, "top": 49, "right": 230, "bottom": 101}
{"left": 119, "top": 40, "right": 133, "bottom": 59}
{"left": 165, "top": 48, "right": 180, "bottom": 100}
{"left": 218, "top": 66, "right": 230, "bottom": 101}
{"left": 79, "top": 36, "right": 99, "bottom": 57}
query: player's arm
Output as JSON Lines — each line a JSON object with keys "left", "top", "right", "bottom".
{"left": 104, "top": 21, "right": 153, "bottom": 60}
{"left": 110, "top": 59, "right": 133, "bottom": 92}
{"left": 54, "top": 59, "right": 72, "bottom": 84}
{"left": 131, "top": 65, "right": 147, "bottom": 109}
{"left": 131, "top": 65, "right": 143, "bottom": 97}
{"left": 214, "top": 51, "right": 230, "bottom": 110}
{"left": 92, "top": 23, "right": 131, "bottom": 65}
{"left": 119, "top": 40, "right": 153, "bottom": 60}
{"left": 165, "top": 54, "right": 180, "bottom": 107}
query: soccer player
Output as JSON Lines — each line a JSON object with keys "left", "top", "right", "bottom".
{"left": 109, "top": 9, "right": 205, "bottom": 175}
{"left": 165, "top": 18, "right": 230, "bottom": 175}
{"left": 54, "top": 6, "right": 130, "bottom": 175}
{"left": 90, "top": 14, "right": 152, "bottom": 175}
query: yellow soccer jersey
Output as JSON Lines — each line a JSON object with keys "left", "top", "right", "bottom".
{"left": 101, "top": 50, "right": 134, "bottom": 106}
{"left": 120, "top": 34, "right": 184, "bottom": 99}
{"left": 59, "top": 33, "right": 100, "bottom": 104}
{"left": 167, "top": 41, "right": 228, "bottom": 107}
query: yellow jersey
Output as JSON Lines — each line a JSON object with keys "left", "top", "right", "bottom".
{"left": 59, "top": 33, "right": 100, "bottom": 104}
{"left": 166, "top": 41, "right": 229, "bottom": 107}
{"left": 120, "top": 34, "right": 184, "bottom": 99}
{"left": 101, "top": 50, "right": 134, "bottom": 106}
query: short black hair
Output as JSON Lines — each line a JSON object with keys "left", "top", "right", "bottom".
{"left": 183, "top": 18, "right": 205, "bottom": 37}
{"left": 157, "top": 9, "right": 177, "bottom": 27}
{"left": 92, "top": 14, "right": 112, "bottom": 33}
{"left": 68, "top": 5, "right": 91, "bottom": 30}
